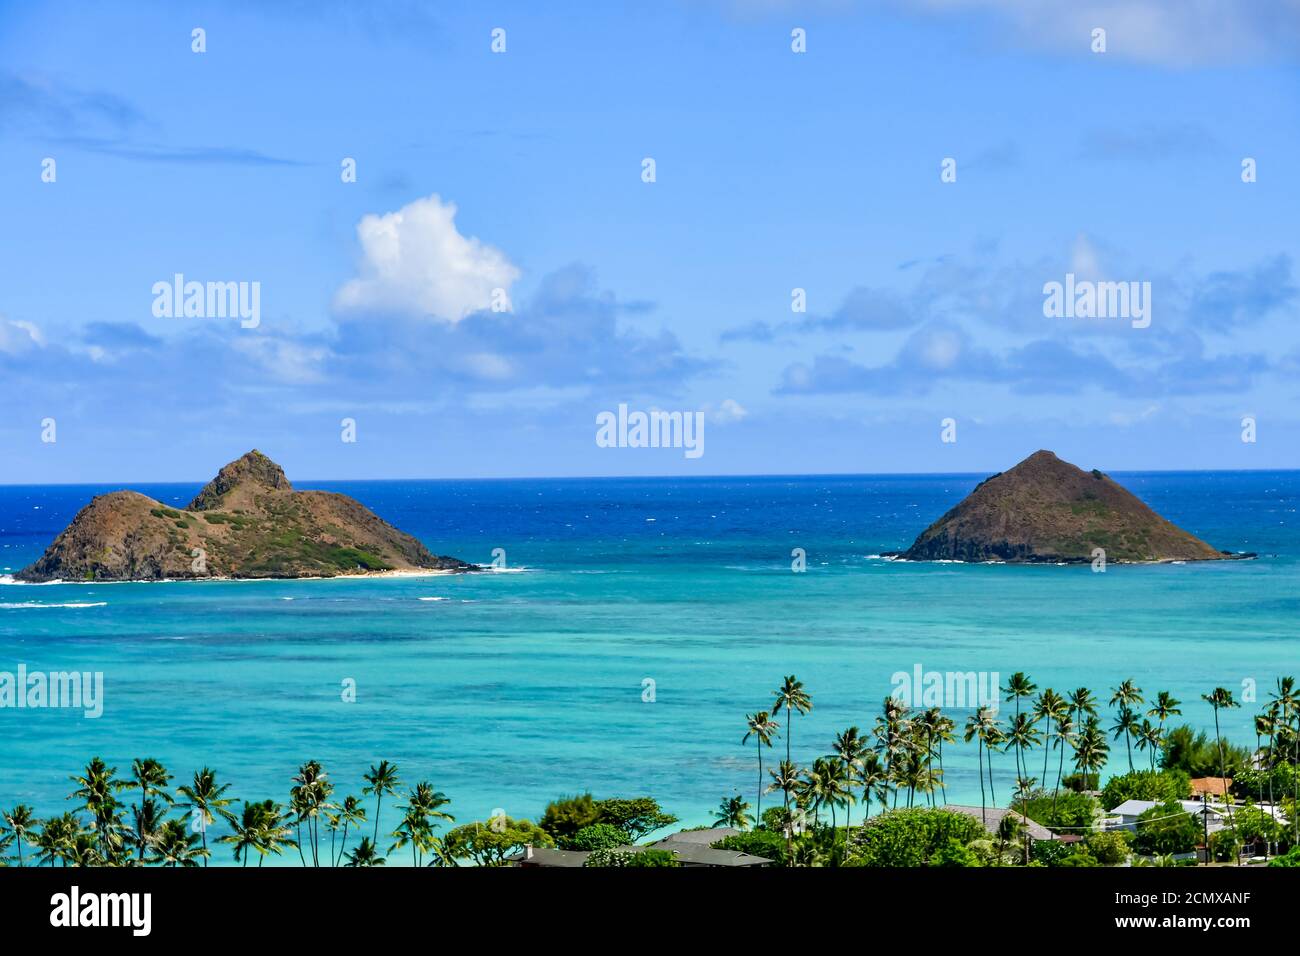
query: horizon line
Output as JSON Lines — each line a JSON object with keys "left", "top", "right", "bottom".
{"left": 3, "top": 464, "right": 1298, "bottom": 489}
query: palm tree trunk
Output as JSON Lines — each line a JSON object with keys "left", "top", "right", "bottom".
{"left": 977, "top": 740, "right": 987, "bottom": 826}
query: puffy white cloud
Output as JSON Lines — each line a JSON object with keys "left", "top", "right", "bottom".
{"left": 333, "top": 193, "right": 520, "bottom": 322}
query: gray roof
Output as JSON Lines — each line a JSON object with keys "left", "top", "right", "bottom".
{"left": 944, "top": 805, "right": 1055, "bottom": 841}
{"left": 507, "top": 847, "right": 591, "bottom": 867}
{"left": 656, "top": 827, "right": 740, "bottom": 846}
{"left": 646, "top": 839, "right": 769, "bottom": 866}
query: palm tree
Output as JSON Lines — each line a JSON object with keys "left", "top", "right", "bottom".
{"left": 930, "top": 711, "right": 957, "bottom": 805}
{"left": 964, "top": 707, "right": 993, "bottom": 826}
{"left": 1110, "top": 705, "right": 1141, "bottom": 772}
{"left": 1, "top": 805, "right": 35, "bottom": 867}
{"left": 1003, "top": 672, "right": 1038, "bottom": 782}
{"left": 1148, "top": 691, "right": 1182, "bottom": 744}
{"left": 68, "top": 757, "right": 129, "bottom": 863}
{"left": 1005, "top": 712, "right": 1042, "bottom": 795}
{"left": 855, "top": 749, "right": 891, "bottom": 823}
{"left": 345, "top": 836, "right": 386, "bottom": 866}
{"left": 176, "top": 767, "right": 237, "bottom": 866}
{"left": 1068, "top": 687, "right": 1098, "bottom": 740}
{"left": 124, "top": 758, "right": 173, "bottom": 862}
{"left": 772, "top": 676, "right": 812, "bottom": 794}
{"left": 830, "top": 726, "right": 865, "bottom": 836}
{"left": 129, "top": 798, "right": 166, "bottom": 862}
{"left": 332, "top": 795, "right": 367, "bottom": 866}
{"left": 390, "top": 782, "right": 454, "bottom": 866}
{"left": 1270, "top": 677, "right": 1298, "bottom": 846}
{"left": 220, "top": 801, "right": 267, "bottom": 867}
{"left": 743, "top": 711, "right": 779, "bottom": 820}
{"left": 151, "top": 819, "right": 208, "bottom": 867}
{"left": 1033, "top": 690, "right": 1068, "bottom": 797}
{"left": 765, "top": 760, "right": 801, "bottom": 858}
{"left": 713, "top": 794, "right": 752, "bottom": 830}
{"left": 1072, "top": 716, "right": 1109, "bottom": 792}
{"left": 362, "top": 760, "right": 401, "bottom": 845}
{"left": 35, "top": 814, "right": 80, "bottom": 868}
{"left": 1202, "top": 687, "right": 1241, "bottom": 823}
{"left": 1049, "top": 715, "right": 1075, "bottom": 811}
{"left": 290, "top": 760, "right": 334, "bottom": 866}
{"left": 1135, "top": 718, "right": 1162, "bottom": 771}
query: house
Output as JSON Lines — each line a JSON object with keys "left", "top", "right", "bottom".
{"left": 1189, "top": 777, "right": 1231, "bottom": 799}
{"left": 508, "top": 828, "right": 770, "bottom": 868}
{"left": 944, "top": 805, "right": 1055, "bottom": 842}
{"left": 1108, "top": 799, "right": 1228, "bottom": 833}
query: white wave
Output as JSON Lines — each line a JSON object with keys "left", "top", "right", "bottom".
{"left": 0, "top": 601, "right": 108, "bottom": 609}
{"left": 0, "top": 575, "right": 65, "bottom": 586}
{"left": 418, "top": 596, "right": 448, "bottom": 602}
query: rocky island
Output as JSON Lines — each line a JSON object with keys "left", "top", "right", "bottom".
{"left": 891, "top": 449, "right": 1251, "bottom": 564}
{"left": 17, "top": 450, "right": 476, "bottom": 582}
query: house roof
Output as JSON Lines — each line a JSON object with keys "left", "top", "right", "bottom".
{"left": 1189, "top": 777, "right": 1231, "bottom": 796}
{"left": 646, "top": 839, "right": 769, "bottom": 866}
{"left": 1110, "top": 799, "right": 1225, "bottom": 818}
{"left": 507, "top": 847, "right": 591, "bottom": 867}
{"left": 944, "top": 805, "right": 1055, "bottom": 842}
{"left": 657, "top": 827, "right": 740, "bottom": 846}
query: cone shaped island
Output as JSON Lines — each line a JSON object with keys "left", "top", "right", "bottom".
{"left": 890, "top": 450, "right": 1253, "bottom": 564}
{"left": 17, "top": 450, "right": 476, "bottom": 582}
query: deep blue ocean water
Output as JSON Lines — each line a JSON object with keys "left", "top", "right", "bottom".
{"left": 1, "top": 471, "right": 1296, "bottom": 863}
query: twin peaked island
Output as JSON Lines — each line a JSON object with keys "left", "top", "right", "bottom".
{"left": 17, "top": 449, "right": 1247, "bottom": 583}
{"left": 17, "top": 451, "right": 475, "bottom": 582}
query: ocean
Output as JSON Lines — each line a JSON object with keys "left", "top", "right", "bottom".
{"left": 1, "top": 471, "right": 1296, "bottom": 862}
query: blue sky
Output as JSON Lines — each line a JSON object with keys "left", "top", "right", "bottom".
{"left": 1, "top": 0, "right": 1298, "bottom": 482}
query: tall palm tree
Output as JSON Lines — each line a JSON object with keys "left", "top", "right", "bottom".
{"left": 830, "top": 726, "right": 865, "bottom": 837}
{"left": 35, "top": 814, "right": 80, "bottom": 868}
{"left": 176, "top": 767, "right": 237, "bottom": 866}
{"left": 713, "top": 794, "right": 752, "bottom": 830}
{"left": 963, "top": 707, "right": 993, "bottom": 826}
{"left": 390, "top": 782, "right": 454, "bottom": 867}
{"left": 124, "top": 758, "right": 173, "bottom": 862}
{"left": 220, "top": 801, "right": 268, "bottom": 867}
{"left": 743, "top": 711, "right": 780, "bottom": 820}
{"left": 1, "top": 805, "right": 35, "bottom": 867}
{"left": 772, "top": 676, "right": 812, "bottom": 793}
{"left": 1005, "top": 712, "right": 1042, "bottom": 796}
{"left": 332, "top": 795, "right": 367, "bottom": 866}
{"left": 1003, "top": 672, "right": 1038, "bottom": 783}
{"left": 290, "top": 760, "right": 334, "bottom": 866}
{"left": 1033, "top": 690, "right": 1068, "bottom": 797}
{"left": 1270, "top": 677, "right": 1298, "bottom": 846}
{"left": 1050, "top": 715, "right": 1075, "bottom": 811}
{"left": 930, "top": 711, "right": 957, "bottom": 805}
{"left": 1110, "top": 705, "right": 1141, "bottom": 772}
{"left": 1202, "top": 687, "right": 1241, "bottom": 823}
{"left": 1067, "top": 687, "right": 1097, "bottom": 741}
{"left": 362, "top": 760, "right": 401, "bottom": 845}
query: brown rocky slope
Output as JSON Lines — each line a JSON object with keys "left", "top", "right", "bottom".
{"left": 17, "top": 450, "right": 476, "bottom": 581}
{"left": 892, "top": 450, "right": 1251, "bottom": 564}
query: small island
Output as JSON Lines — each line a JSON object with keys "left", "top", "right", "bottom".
{"left": 891, "top": 449, "right": 1252, "bottom": 564}
{"left": 16, "top": 450, "right": 476, "bottom": 582}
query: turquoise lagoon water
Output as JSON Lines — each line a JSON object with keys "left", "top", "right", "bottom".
{"left": 0, "top": 471, "right": 1296, "bottom": 862}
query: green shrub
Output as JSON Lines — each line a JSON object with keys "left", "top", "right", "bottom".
{"left": 567, "top": 823, "right": 628, "bottom": 852}
{"left": 1100, "top": 770, "right": 1190, "bottom": 810}
{"left": 584, "top": 847, "right": 679, "bottom": 867}
{"left": 1061, "top": 773, "right": 1099, "bottom": 792}
{"left": 928, "top": 837, "right": 982, "bottom": 867}
{"left": 848, "top": 809, "right": 984, "bottom": 867}
{"left": 1030, "top": 839, "right": 1075, "bottom": 866}
{"left": 715, "top": 829, "right": 788, "bottom": 865}
{"left": 1269, "top": 846, "right": 1300, "bottom": 867}
{"left": 1161, "top": 725, "right": 1249, "bottom": 777}
{"left": 1085, "top": 830, "right": 1132, "bottom": 865}
{"left": 1132, "top": 800, "right": 1200, "bottom": 856}
{"left": 1014, "top": 790, "right": 1098, "bottom": 831}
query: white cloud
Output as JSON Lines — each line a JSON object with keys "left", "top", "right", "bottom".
{"left": 707, "top": 398, "right": 749, "bottom": 424}
{"left": 333, "top": 193, "right": 520, "bottom": 322}
{"left": 0, "top": 317, "right": 43, "bottom": 354}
